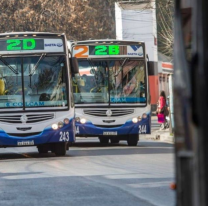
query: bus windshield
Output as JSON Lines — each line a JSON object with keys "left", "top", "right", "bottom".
{"left": 73, "top": 59, "right": 146, "bottom": 104}
{"left": 0, "top": 55, "right": 68, "bottom": 109}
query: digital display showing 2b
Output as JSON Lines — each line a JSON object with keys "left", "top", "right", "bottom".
{"left": 89, "top": 45, "right": 120, "bottom": 55}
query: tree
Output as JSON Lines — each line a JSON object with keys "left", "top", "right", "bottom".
{"left": 0, "top": 0, "right": 174, "bottom": 57}
{"left": 0, "top": 0, "right": 116, "bottom": 40}
{"left": 156, "top": 0, "right": 174, "bottom": 57}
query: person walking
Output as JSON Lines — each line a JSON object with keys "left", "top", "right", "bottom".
{"left": 157, "top": 90, "right": 168, "bottom": 129}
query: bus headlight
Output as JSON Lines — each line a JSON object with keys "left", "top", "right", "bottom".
{"left": 52, "top": 123, "right": 58, "bottom": 130}
{"left": 138, "top": 116, "right": 142, "bottom": 121}
{"left": 132, "top": 117, "right": 138, "bottom": 123}
{"left": 80, "top": 118, "right": 86, "bottom": 124}
{"left": 64, "top": 118, "right": 70, "bottom": 124}
{"left": 58, "top": 121, "right": 64, "bottom": 128}
{"left": 142, "top": 113, "right": 147, "bottom": 119}
{"left": 75, "top": 117, "right": 80, "bottom": 122}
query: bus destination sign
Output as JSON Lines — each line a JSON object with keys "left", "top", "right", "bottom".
{"left": 0, "top": 38, "right": 64, "bottom": 54}
{"left": 4, "top": 39, "right": 44, "bottom": 51}
{"left": 73, "top": 45, "right": 144, "bottom": 58}
{"left": 89, "top": 45, "right": 120, "bottom": 55}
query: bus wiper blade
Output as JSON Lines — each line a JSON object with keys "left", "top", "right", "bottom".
{"left": 121, "top": 58, "right": 129, "bottom": 67}
{"left": 114, "top": 58, "right": 129, "bottom": 77}
{"left": 0, "top": 56, "right": 19, "bottom": 75}
{"left": 87, "top": 58, "right": 95, "bottom": 70}
{"left": 29, "top": 53, "right": 46, "bottom": 76}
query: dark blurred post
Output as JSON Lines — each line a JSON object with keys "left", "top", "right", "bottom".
{"left": 174, "top": 0, "right": 208, "bottom": 205}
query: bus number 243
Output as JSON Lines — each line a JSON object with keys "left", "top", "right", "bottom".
{"left": 59, "top": 131, "right": 69, "bottom": 142}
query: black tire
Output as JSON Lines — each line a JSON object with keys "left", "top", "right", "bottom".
{"left": 37, "top": 145, "right": 48, "bottom": 154}
{"left": 54, "top": 143, "right": 66, "bottom": 156}
{"left": 99, "top": 137, "right": 109, "bottom": 144}
{"left": 127, "top": 134, "right": 139, "bottom": 146}
{"left": 110, "top": 139, "right": 120, "bottom": 144}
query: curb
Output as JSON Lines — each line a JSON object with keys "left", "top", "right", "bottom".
{"left": 156, "top": 133, "right": 174, "bottom": 143}
{"left": 142, "top": 129, "right": 174, "bottom": 143}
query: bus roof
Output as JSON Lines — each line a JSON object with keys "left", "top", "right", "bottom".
{"left": 71, "top": 39, "right": 145, "bottom": 58}
{"left": 72, "top": 39, "right": 144, "bottom": 46}
{"left": 0, "top": 32, "right": 65, "bottom": 38}
{"left": 0, "top": 32, "right": 66, "bottom": 54}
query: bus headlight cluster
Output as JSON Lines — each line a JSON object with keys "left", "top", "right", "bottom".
{"left": 80, "top": 118, "right": 86, "bottom": 124}
{"left": 75, "top": 117, "right": 80, "bottom": 122}
{"left": 52, "top": 123, "right": 59, "bottom": 130}
{"left": 132, "top": 113, "right": 147, "bottom": 123}
{"left": 58, "top": 121, "right": 64, "bottom": 128}
{"left": 132, "top": 118, "right": 138, "bottom": 123}
{"left": 64, "top": 118, "right": 70, "bottom": 124}
{"left": 75, "top": 117, "right": 87, "bottom": 124}
{"left": 142, "top": 113, "right": 147, "bottom": 119}
{"left": 51, "top": 118, "right": 70, "bottom": 130}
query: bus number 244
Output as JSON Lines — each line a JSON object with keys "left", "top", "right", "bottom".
{"left": 139, "top": 125, "right": 147, "bottom": 134}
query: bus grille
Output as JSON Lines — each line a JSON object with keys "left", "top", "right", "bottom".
{"left": 0, "top": 113, "right": 55, "bottom": 124}
{"left": 94, "top": 124, "right": 123, "bottom": 128}
{"left": 83, "top": 109, "right": 134, "bottom": 117}
{"left": 7, "top": 132, "right": 42, "bottom": 137}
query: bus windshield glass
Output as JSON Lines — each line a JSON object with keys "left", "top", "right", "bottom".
{"left": 0, "top": 56, "right": 68, "bottom": 108}
{"left": 73, "top": 60, "right": 109, "bottom": 104}
{"left": 109, "top": 60, "right": 146, "bottom": 103}
{"left": 73, "top": 59, "right": 146, "bottom": 104}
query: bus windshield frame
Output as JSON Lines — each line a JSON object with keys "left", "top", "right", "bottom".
{"left": 0, "top": 35, "right": 70, "bottom": 112}
{"left": 73, "top": 57, "right": 147, "bottom": 107}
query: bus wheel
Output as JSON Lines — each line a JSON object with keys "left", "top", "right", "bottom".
{"left": 37, "top": 145, "right": 48, "bottom": 154}
{"left": 54, "top": 143, "right": 66, "bottom": 156}
{"left": 127, "top": 134, "right": 139, "bottom": 146}
{"left": 110, "top": 139, "right": 120, "bottom": 144}
{"left": 99, "top": 137, "right": 109, "bottom": 144}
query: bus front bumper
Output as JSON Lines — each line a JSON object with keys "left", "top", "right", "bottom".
{"left": 75, "top": 115, "right": 151, "bottom": 137}
{"left": 0, "top": 119, "right": 75, "bottom": 147}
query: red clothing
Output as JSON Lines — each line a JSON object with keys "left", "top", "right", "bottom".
{"left": 159, "top": 96, "right": 166, "bottom": 109}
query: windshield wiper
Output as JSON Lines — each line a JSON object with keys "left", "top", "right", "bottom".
{"left": 0, "top": 56, "right": 19, "bottom": 75}
{"left": 87, "top": 58, "right": 96, "bottom": 71}
{"left": 29, "top": 53, "right": 46, "bottom": 76}
{"left": 114, "top": 58, "right": 129, "bottom": 77}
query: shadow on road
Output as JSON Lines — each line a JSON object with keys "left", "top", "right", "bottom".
{"left": 0, "top": 140, "right": 173, "bottom": 160}
{"left": 72, "top": 140, "right": 173, "bottom": 148}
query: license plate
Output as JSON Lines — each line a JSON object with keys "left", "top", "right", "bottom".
{"left": 17, "top": 140, "right": 34, "bottom": 146}
{"left": 103, "top": 131, "right": 117, "bottom": 135}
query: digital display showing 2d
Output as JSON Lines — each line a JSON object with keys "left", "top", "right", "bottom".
{"left": 0, "top": 39, "right": 44, "bottom": 51}
{"left": 89, "top": 45, "right": 120, "bottom": 55}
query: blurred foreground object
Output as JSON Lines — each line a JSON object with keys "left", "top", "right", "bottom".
{"left": 174, "top": 0, "right": 208, "bottom": 205}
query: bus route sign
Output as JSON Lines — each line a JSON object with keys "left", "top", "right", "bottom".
{"left": 6, "top": 39, "right": 44, "bottom": 51}
{"left": 0, "top": 38, "right": 64, "bottom": 54}
{"left": 73, "top": 45, "right": 144, "bottom": 58}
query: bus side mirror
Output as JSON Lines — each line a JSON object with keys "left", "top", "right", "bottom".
{"left": 71, "top": 57, "right": 79, "bottom": 74}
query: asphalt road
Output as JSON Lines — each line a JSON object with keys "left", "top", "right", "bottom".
{"left": 0, "top": 137, "right": 175, "bottom": 206}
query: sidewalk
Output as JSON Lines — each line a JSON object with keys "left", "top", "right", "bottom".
{"left": 141, "top": 128, "right": 174, "bottom": 143}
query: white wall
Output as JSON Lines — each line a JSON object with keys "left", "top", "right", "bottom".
{"left": 115, "top": 2, "right": 158, "bottom": 62}
{"left": 115, "top": 3, "right": 123, "bottom": 40}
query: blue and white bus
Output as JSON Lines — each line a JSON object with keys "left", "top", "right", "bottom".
{"left": 0, "top": 32, "right": 77, "bottom": 156}
{"left": 71, "top": 40, "right": 151, "bottom": 146}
